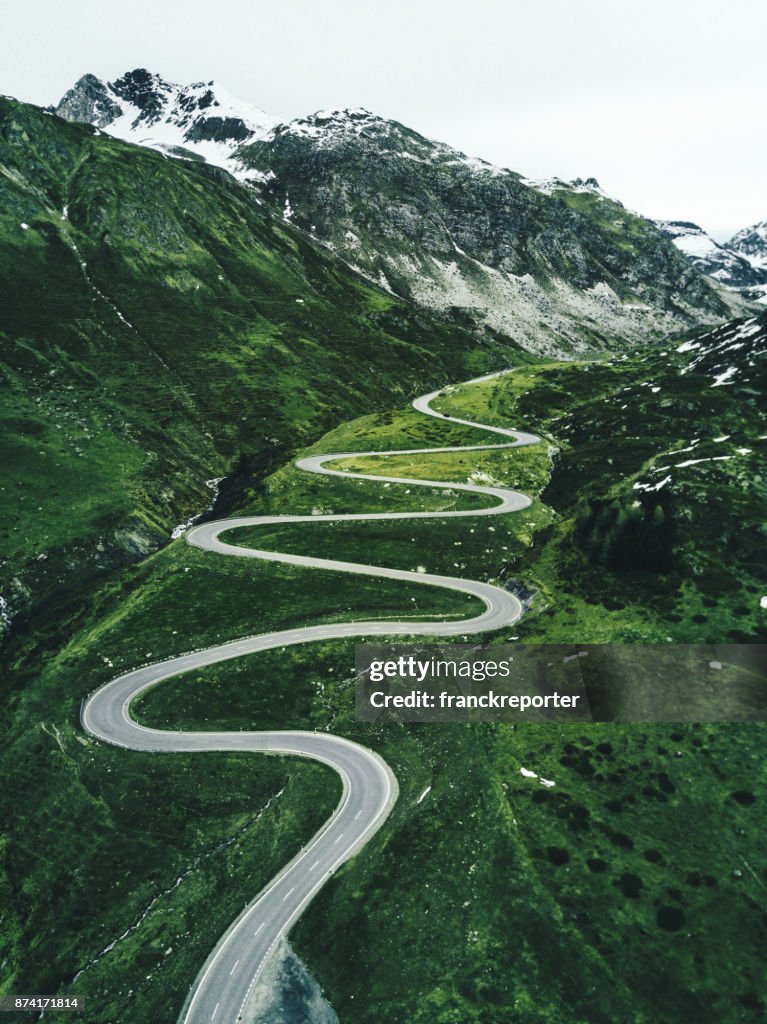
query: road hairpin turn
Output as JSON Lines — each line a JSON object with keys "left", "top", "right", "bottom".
{"left": 81, "top": 372, "right": 540, "bottom": 1023}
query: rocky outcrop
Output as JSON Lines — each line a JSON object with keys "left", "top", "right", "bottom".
{"left": 53, "top": 72, "right": 747, "bottom": 356}
{"left": 54, "top": 69, "right": 276, "bottom": 175}
{"left": 55, "top": 73, "right": 123, "bottom": 127}
{"left": 728, "top": 221, "right": 767, "bottom": 269}
{"left": 239, "top": 110, "right": 736, "bottom": 354}
{"left": 247, "top": 942, "right": 339, "bottom": 1024}
{"left": 657, "top": 219, "right": 767, "bottom": 300}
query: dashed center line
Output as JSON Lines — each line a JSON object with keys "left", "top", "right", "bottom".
{"left": 282, "top": 887, "right": 296, "bottom": 901}
{"left": 229, "top": 959, "right": 239, "bottom": 976}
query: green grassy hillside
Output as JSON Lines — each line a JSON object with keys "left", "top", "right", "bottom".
{"left": 432, "top": 315, "right": 767, "bottom": 643}
{"left": 0, "top": 95, "right": 523, "bottom": 635}
{"left": 2, "top": 326, "right": 764, "bottom": 1022}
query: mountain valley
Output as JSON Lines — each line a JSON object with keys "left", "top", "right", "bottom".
{"left": 0, "top": 67, "right": 765, "bottom": 1024}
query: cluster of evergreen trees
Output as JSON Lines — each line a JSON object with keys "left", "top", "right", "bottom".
{"left": 574, "top": 496, "right": 674, "bottom": 572}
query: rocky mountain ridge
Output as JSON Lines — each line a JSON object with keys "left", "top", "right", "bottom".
{"left": 240, "top": 106, "right": 740, "bottom": 353}
{"left": 656, "top": 220, "right": 767, "bottom": 304}
{"left": 53, "top": 69, "right": 755, "bottom": 356}
{"left": 54, "top": 69, "right": 276, "bottom": 177}
{"left": 729, "top": 220, "right": 767, "bottom": 270}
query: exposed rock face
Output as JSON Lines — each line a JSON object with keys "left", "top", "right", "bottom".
{"left": 54, "top": 69, "right": 276, "bottom": 176}
{"left": 238, "top": 109, "right": 735, "bottom": 354}
{"left": 55, "top": 73, "right": 123, "bottom": 127}
{"left": 728, "top": 221, "right": 767, "bottom": 270}
{"left": 657, "top": 220, "right": 767, "bottom": 301}
{"left": 54, "top": 71, "right": 757, "bottom": 354}
{"left": 110, "top": 68, "right": 169, "bottom": 119}
{"left": 246, "top": 942, "right": 339, "bottom": 1024}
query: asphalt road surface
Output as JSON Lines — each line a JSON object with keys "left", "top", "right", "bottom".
{"left": 81, "top": 372, "right": 540, "bottom": 1023}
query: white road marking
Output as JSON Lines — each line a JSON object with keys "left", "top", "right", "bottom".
{"left": 282, "top": 887, "right": 296, "bottom": 901}
{"left": 229, "top": 959, "right": 239, "bottom": 976}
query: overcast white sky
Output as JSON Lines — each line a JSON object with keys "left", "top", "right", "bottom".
{"left": 5, "top": 0, "right": 765, "bottom": 240}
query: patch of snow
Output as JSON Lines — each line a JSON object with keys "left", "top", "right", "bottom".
{"left": 711, "top": 367, "right": 738, "bottom": 387}
{"left": 527, "top": 175, "right": 609, "bottom": 199}
{"left": 667, "top": 440, "right": 699, "bottom": 455}
{"left": 676, "top": 338, "right": 699, "bottom": 353}
{"left": 675, "top": 455, "right": 734, "bottom": 468}
{"left": 62, "top": 73, "right": 277, "bottom": 182}
{"left": 416, "top": 785, "right": 432, "bottom": 804}
{"left": 633, "top": 474, "right": 671, "bottom": 492}
{"left": 674, "top": 232, "right": 721, "bottom": 259}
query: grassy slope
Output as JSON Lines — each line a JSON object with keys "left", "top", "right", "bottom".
{"left": 1, "top": 532, "right": 480, "bottom": 1020}
{"left": 431, "top": 336, "right": 766, "bottom": 643}
{"left": 0, "top": 95, "right": 522, "bottom": 633}
{"left": 6, "top": 351, "right": 759, "bottom": 1022}
{"left": 2, "top": 346, "right": 761, "bottom": 1024}
{"left": 280, "top": 348, "right": 765, "bottom": 1024}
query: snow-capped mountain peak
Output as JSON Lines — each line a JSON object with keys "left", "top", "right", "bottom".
{"left": 267, "top": 107, "right": 385, "bottom": 145}
{"left": 265, "top": 107, "right": 511, "bottom": 177}
{"left": 728, "top": 221, "right": 767, "bottom": 271}
{"left": 528, "top": 175, "right": 607, "bottom": 197}
{"left": 55, "top": 69, "right": 277, "bottom": 179}
{"left": 657, "top": 220, "right": 723, "bottom": 261}
{"left": 656, "top": 219, "right": 766, "bottom": 301}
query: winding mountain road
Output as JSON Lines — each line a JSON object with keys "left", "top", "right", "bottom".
{"left": 81, "top": 372, "right": 540, "bottom": 1023}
